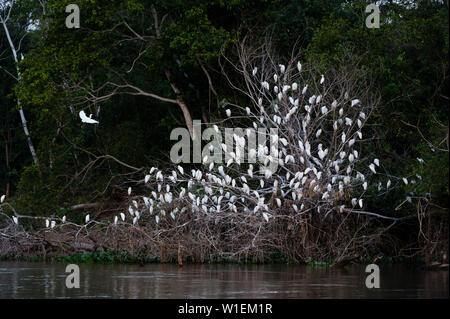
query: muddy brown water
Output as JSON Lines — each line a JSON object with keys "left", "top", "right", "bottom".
{"left": 0, "top": 261, "right": 447, "bottom": 298}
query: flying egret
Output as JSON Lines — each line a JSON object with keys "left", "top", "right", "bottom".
{"left": 79, "top": 110, "right": 99, "bottom": 124}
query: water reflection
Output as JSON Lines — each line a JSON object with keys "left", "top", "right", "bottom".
{"left": 0, "top": 262, "right": 447, "bottom": 298}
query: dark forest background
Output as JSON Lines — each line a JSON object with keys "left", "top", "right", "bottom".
{"left": 0, "top": 0, "right": 448, "bottom": 262}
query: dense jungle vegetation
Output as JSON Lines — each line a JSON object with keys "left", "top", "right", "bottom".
{"left": 0, "top": 0, "right": 448, "bottom": 265}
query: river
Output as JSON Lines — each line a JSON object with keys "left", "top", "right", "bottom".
{"left": 0, "top": 261, "right": 447, "bottom": 298}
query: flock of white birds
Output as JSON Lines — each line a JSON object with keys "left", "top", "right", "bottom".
{"left": 1, "top": 61, "right": 422, "bottom": 229}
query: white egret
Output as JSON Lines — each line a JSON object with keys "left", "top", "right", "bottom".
{"left": 351, "top": 99, "right": 360, "bottom": 107}
{"left": 302, "top": 85, "right": 308, "bottom": 95}
{"left": 79, "top": 110, "right": 99, "bottom": 124}
{"left": 374, "top": 158, "right": 380, "bottom": 166}
{"left": 0, "top": 194, "right": 5, "bottom": 203}
{"left": 85, "top": 214, "right": 90, "bottom": 223}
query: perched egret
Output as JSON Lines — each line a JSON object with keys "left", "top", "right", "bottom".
{"left": 351, "top": 99, "right": 360, "bottom": 107}
{"left": 374, "top": 159, "right": 380, "bottom": 166}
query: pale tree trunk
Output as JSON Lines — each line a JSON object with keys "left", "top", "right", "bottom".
{"left": 151, "top": 5, "right": 196, "bottom": 140}
{"left": 165, "top": 70, "right": 196, "bottom": 140}
{"left": 1, "top": 17, "right": 39, "bottom": 164}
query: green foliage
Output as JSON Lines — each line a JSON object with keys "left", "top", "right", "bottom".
{"left": 13, "top": 164, "right": 60, "bottom": 216}
{"left": 0, "top": 0, "right": 448, "bottom": 263}
{"left": 305, "top": 1, "right": 449, "bottom": 215}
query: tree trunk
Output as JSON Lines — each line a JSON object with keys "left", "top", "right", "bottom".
{"left": 1, "top": 18, "right": 39, "bottom": 164}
